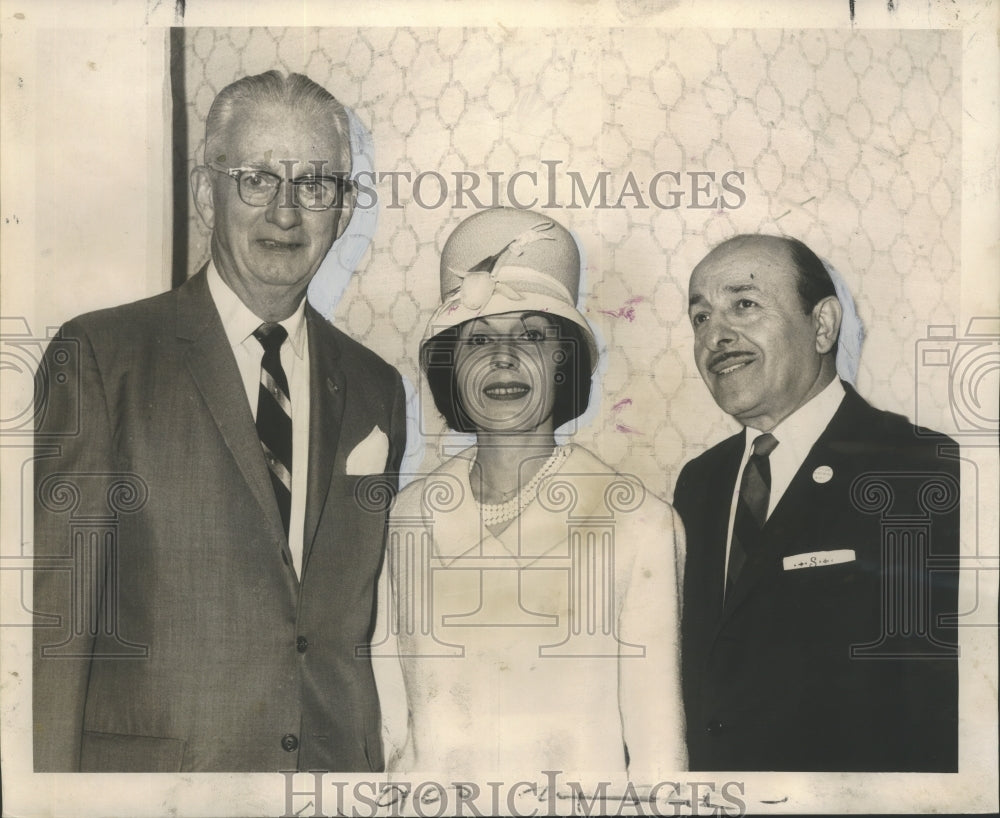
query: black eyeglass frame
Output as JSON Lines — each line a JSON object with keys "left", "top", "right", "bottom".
{"left": 206, "top": 163, "right": 354, "bottom": 212}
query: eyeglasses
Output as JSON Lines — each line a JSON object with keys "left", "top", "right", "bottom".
{"left": 208, "top": 164, "right": 353, "bottom": 211}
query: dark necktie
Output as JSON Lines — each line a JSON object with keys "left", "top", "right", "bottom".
{"left": 726, "top": 432, "right": 779, "bottom": 598}
{"left": 253, "top": 323, "right": 292, "bottom": 540}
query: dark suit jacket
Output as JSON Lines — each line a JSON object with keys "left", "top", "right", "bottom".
{"left": 674, "top": 384, "right": 959, "bottom": 772}
{"left": 33, "top": 270, "right": 406, "bottom": 772}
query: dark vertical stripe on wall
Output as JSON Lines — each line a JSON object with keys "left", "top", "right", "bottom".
{"left": 169, "top": 27, "right": 189, "bottom": 288}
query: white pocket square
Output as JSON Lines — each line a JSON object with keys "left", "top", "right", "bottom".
{"left": 345, "top": 426, "right": 390, "bottom": 475}
{"left": 783, "top": 549, "right": 856, "bottom": 571}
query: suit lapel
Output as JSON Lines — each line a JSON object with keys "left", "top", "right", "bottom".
{"left": 301, "top": 307, "right": 345, "bottom": 570}
{"left": 719, "top": 386, "right": 866, "bottom": 623}
{"left": 721, "top": 448, "right": 834, "bottom": 619}
{"left": 176, "top": 271, "right": 287, "bottom": 545}
{"left": 703, "top": 435, "right": 745, "bottom": 622}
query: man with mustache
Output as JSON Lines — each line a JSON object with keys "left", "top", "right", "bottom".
{"left": 33, "top": 71, "right": 405, "bottom": 772}
{"left": 674, "top": 234, "right": 959, "bottom": 771}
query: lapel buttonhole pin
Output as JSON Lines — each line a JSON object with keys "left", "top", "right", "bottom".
{"left": 812, "top": 465, "right": 833, "bottom": 484}
{"left": 328, "top": 378, "right": 339, "bottom": 394}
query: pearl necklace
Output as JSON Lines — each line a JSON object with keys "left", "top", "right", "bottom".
{"left": 472, "top": 445, "right": 571, "bottom": 527}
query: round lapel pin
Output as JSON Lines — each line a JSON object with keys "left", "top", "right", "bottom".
{"left": 812, "top": 465, "right": 834, "bottom": 484}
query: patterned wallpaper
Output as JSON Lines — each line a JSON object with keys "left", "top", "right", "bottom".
{"left": 177, "top": 27, "right": 961, "bottom": 498}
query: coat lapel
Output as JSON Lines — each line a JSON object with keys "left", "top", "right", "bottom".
{"left": 491, "top": 446, "right": 583, "bottom": 564}
{"left": 301, "top": 307, "right": 345, "bottom": 570}
{"left": 703, "top": 435, "right": 745, "bottom": 621}
{"left": 176, "top": 271, "right": 286, "bottom": 545}
{"left": 719, "top": 386, "right": 865, "bottom": 624}
{"left": 429, "top": 451, "right": 491, "bottom": 565}
{"left": 720, "top": 448, "right": 835, "bottom": 619}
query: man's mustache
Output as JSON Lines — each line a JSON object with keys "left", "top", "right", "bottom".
{"left": 706, "top": 350, "right": 755, "bottom": 373}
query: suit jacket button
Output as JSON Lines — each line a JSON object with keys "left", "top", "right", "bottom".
{"left": 706, "top": 720, "right": 724, "bottom": 735}
{"left": 296, "top": 636, "right": 309, "bottom": 653}
{"left": 281, "top": 733, "right": 299, "bottom": 752}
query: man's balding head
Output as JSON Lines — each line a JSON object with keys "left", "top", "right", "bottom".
{"left": 687, "top": 234, "right": 843, "bottom": 431}
{"left": 702, "top": 235, "right": 837, "bottom": 314}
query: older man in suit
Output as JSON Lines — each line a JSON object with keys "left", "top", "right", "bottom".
{"left": 675, "top": 234, "right": 959, "bottom": 772}
{"left": 33, "top": 71, "right": 405, "bottom": 772}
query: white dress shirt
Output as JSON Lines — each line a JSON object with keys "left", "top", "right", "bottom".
{"left": 723, "top": 378, "right": 845, "bottom": 588}
{"left": 207, "top": 261, "right": 310, "bottom": 577}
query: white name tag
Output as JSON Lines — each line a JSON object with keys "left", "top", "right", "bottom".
{"left": 783, "top": 549, "right": 856, "bottom": 571}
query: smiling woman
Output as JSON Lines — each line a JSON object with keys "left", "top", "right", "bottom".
{"left": 454, "top": 312, "right": 562, "bottom": 435}
{"left": 374, "top": 208, "right": 688, "bottom": 786}
{"left": 422, "top": 310, "right": 592, "bottom": 440}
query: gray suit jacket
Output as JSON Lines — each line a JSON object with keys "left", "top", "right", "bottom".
{"left": 33, "top": 270, "right": 406, "bottom": 772}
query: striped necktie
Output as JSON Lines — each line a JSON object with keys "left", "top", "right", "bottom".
{"left": 253, "top": 323, "right": 292, "bottom": 540}
{"left": 726, "top": 432, "right": 779, "bottom": 599}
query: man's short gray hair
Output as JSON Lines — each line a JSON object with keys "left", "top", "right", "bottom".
{"left": 204, "top": 70, "right": 352, "bottom": 172}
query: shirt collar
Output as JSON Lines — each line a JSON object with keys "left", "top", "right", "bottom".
{"left": 206, "top": 260, "right": 308, "bottom": 358}
{"left": 743, "top": 377, "right": 845, "bottom": 459}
